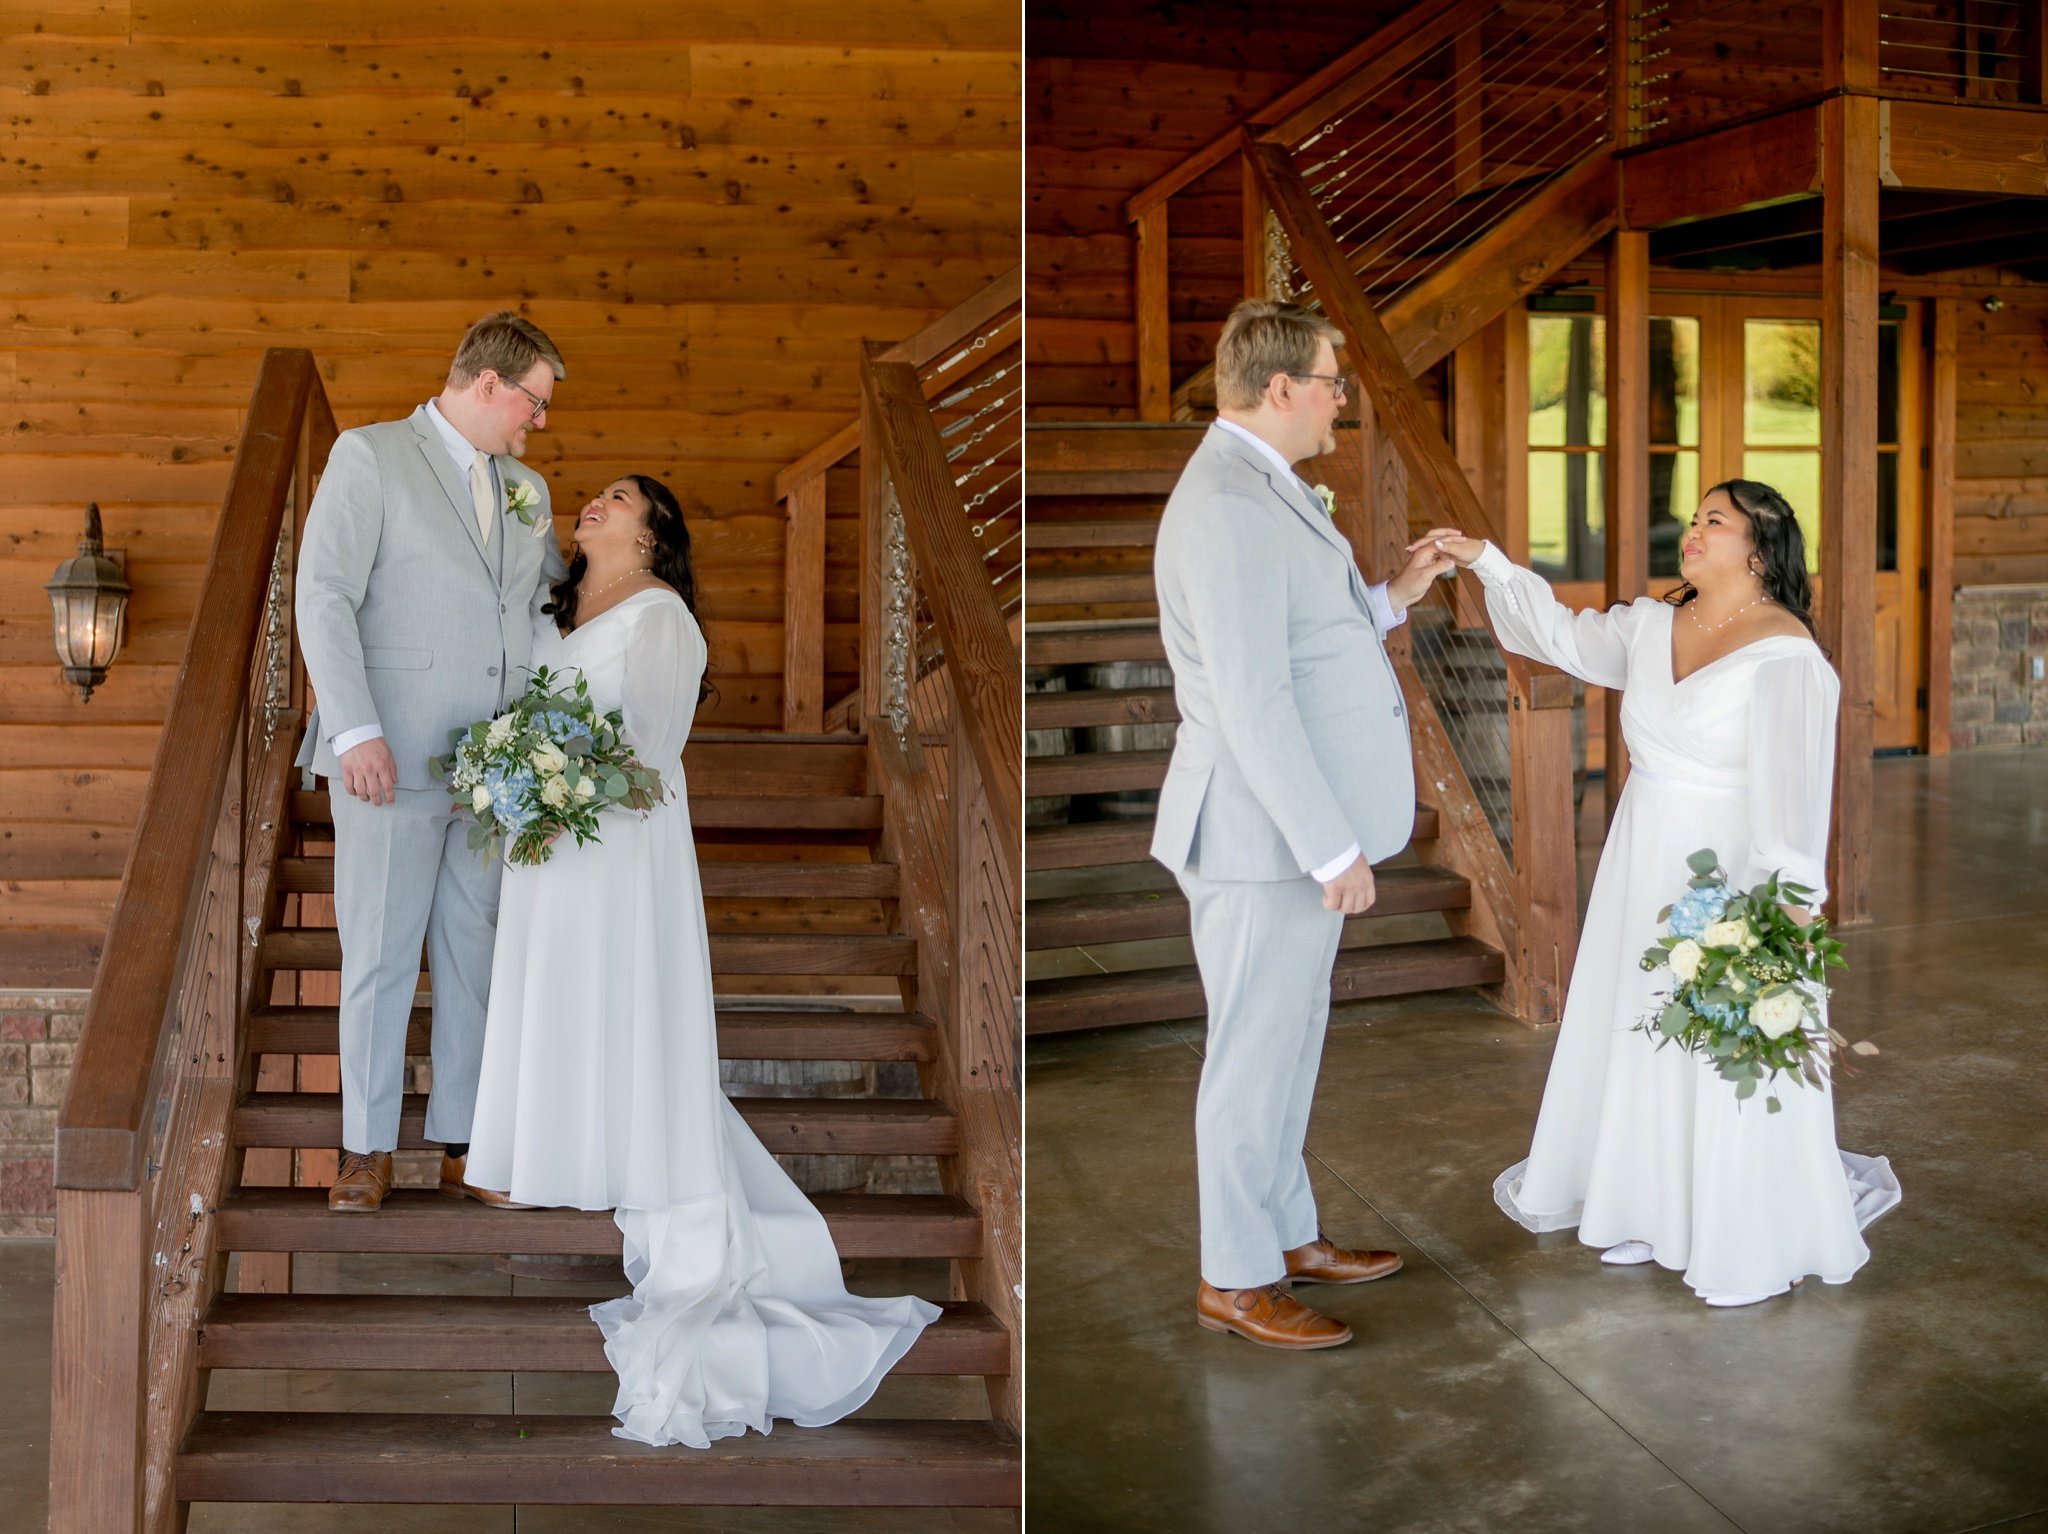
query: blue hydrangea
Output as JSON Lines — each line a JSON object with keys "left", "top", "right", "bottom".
{"left": 485, "top": 765, "right": 538, "bottom": 834}
{"left": 1669, "top": 883, "right": 1730, "bottom": 939}
{"left": 1691, "top": 999, "right": 1743, "bottom": 1029}
{"left": 532, "top": 709, "right": 588, "bottom": 744}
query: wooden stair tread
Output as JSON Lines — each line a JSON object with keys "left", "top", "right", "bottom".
{"left": 1025, "top": 865, "right": 1472, "bottom": 949}
{"left": 1022, "top": 624, "right": 1168, "bottom": 667}
{"left": 214, "top": 1188, "right": 982, "bottom": 1258}
{"left": 1025, "top": 686, "right": 1178, "bottom": 731}
{"left": 1025, "top": 937, "right": 1506, "bottom": 1036}
{"left": 259, "top": 928, "right": 918, "bottom": 977}
{"left": 176, "top": 1413, "right": 1022, "bottom": 1506}
{"left": 1023, "top": 519, "right": 1161, "bottom": 549}
{"left": 288, "top": 789, "right": 882, "bottom": 832}
{"left": 197, "top": 1295, "right": 1006, "bottom": 1376}
{"left": 1023, "top": 805, "right": 1439, "bottom": 871}
{"left": 245, "top": 1006, "right": 938, "bottom": 1062}
{"left": 232, "top": 1093, "right": 958, "bottom": 1155}
{"left": 1024, "top": 747, "right": 1173, "bottom": 797}
{"left": 1022, "top": 572, "right": 1158, "bottom": 605}
{"left": 276, "top": 856, "right": 900, "bottom": 899}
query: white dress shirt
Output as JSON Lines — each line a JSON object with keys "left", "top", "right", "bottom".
{"left": 329, "top": 400, "right": 496, "bottom": 760}
{"left": 1213, "top": 417, "right": 1403, "bottom": 883}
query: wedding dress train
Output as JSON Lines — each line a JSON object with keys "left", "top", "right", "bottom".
{"left": 1470, "top": 544, "right": 1900, "bottom": 1303}
{"left": 466, "top": 589, "right": 937, "bottom": 1446}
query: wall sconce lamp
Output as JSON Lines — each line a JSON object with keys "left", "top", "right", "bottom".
{"left": 45, "top": 503, "right": 131, "bottom": 703}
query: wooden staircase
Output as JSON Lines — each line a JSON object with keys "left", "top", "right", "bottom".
{"left": 177, "top": 736, "right": 1017, "bottom": 1512}
{"left": 48, "top": 346, "right": 1021, "bottom": 1531}
{"left": 1022, "top": 427, "right": 1509, "bottom": 1038}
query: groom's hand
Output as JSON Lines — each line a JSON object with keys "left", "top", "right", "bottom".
{"left": 340, "top": 738, "right": 399, "bottom": 806}
{"left": 1386, "top": 528, "right": 1464, "bottom": 611}
{"left": 1320, "top": 854, "right": 1377, "bottom": 915}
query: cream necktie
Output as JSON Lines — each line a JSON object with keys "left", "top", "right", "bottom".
{"left": 468, "top": 450, "right": 494, "bottom": 544}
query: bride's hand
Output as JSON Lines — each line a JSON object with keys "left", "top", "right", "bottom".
{"left": 1407, "top": 529, "right": 1488, "bottom": 568}
{"left": 1386, "top": 531, "right": 1463, "bottom": 610}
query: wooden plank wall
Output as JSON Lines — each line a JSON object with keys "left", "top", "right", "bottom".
{"left": 1955, "top": 290, "right": 2048, "bottom": 585}
{"left": 1027, "top": 0, "right": 1406, "bottom": 419}
{"left": 0, "top": 0, "right": 1020, "bottom": 968}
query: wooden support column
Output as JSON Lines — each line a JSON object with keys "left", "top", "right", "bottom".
{"left": 782, "top": 474, "right": 827, "bottom": 733}
{"left": 1604, "top": 230, "right": 1650, "bottom": 827}
{"left": 1827, "top": 0, "right": 1881, "bottom": 89}
{"left": 1610, "top": 0, "right": 1639, "bottom": 146}
{"left": 1243, "top": 156, "right": 1272, "bottom": 301}
{"left": 1924, "top": 297, "right": 1957, "bottom": 755}
{"left": 1136, "top": 203, "right": 1172, "bottom": 421}
{"left": 1820, "top": 92, "right": 1881, "bottom": 925}
{"left": 49, "top": 1189, "right": 147, "bottom": 1533}
{"left": 859, "top": 344, "right": 889, "bottom": 730}
{"left": 2023, "top": 0, "right": 2048, "bottom": 102}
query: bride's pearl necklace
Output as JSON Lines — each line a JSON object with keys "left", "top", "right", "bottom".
{"left": 582, "top": 566, "right": 652, "bottom": 601}
{"left": 1688, "top": 592, "right": 1769, "bottom": 635}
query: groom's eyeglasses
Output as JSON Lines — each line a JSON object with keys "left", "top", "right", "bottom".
{"left": 1290, "top": 371, "right": 1351, "bottom": 398}
{"left": 504, "top": 378, "right": 553, "bottom": 423}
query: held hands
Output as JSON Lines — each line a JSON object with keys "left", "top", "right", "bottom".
{"left": 1320, "top": 853, "right": 1377, "bottom": 916}
{"left": 1406, "top": 528, "right": 1488, "bottom": 570}
{"left": 1385, "top": 527, "right": 1470, "bottom": 610}
{"left": 339, "top": 738, "right": 399, "bottom": 806}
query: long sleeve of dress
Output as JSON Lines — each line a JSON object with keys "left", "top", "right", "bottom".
{"left": 1741, "top": 651, "right": 1839, "bottom": 905}
{"left": 1469, "top": 541, "right": 1647, "bottom": 691}
{"left": 620, "top": 596, "right": 708, "bottom": 777}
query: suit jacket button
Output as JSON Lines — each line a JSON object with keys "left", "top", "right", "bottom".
{"left": 1393, "top": 705, "right": 1403, "bottom": 718}
{"left": 487, "top": 666, "right": 499, "bottom": 677}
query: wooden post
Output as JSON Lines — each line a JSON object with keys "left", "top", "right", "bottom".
{"left": 2022, "top": 0, "right": 2048, "bottom": 102}
{"left": 1826, "top": 0, "right": 1881, "bottom": 89}
{"left": 1820, "top": 93, "right": 1881, "bottom": 926}
{"left": 1610, "top": 0, "right": 1639, "bottom": 146}
{"left": 1136, "top": 203, "right": 1172, "bottom": 422}
{"left": 782, "top": 475, "right": 827, "bottom": 733}
{"left": 1243, "top": 156, "right": 1272, "bottom": 302}
{"left": 1604, "top": 230, "right": 1650, "bottom": 827}
{"left": 49, "top": 1189, "right": 147, "bottom": 1533}
{"left": 1924, "top": 298, "right": 1957, "bottom": 755}
{"left": 859, "top": 343, "right": 890, "bottom": 731}
{"left": 1510, "top": 667, "right": 1581, "bottom": 1026}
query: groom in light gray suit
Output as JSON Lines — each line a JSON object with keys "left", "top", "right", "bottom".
{"left": 1153, "top": 299, "right": 1457, "bottom": 1349}
{"left": 295, "top": 312, "right": 569, "bottom": 1212}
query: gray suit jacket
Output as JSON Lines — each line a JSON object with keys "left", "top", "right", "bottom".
{"left": 295, "top": 406, "right": 569, "bottom": 791}
{"left": 1150, "top": 423, "right": 1415, "bottom": 882}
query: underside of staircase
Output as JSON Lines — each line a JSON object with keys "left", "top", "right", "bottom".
{"left": 180, "top": 731, "right": 1018, "bottom": 1513}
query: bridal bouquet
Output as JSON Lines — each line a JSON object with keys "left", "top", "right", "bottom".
{"left": 430, "top": 666, "right": 664, "bottom": 867}
{"left": 1636, "top": 849, "right": 1871, "bottom": 1111}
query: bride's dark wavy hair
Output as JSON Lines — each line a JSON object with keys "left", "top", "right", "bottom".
{"left": 1665, "top": 478, "right": 1819, "bottom": 640}
{"left": 544, "top": 473, "right": 711, "bottom": 706}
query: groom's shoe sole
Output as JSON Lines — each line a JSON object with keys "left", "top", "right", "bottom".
{"left": 1196, "top": 1314, "right": 1353, "bottom": 1350}
{"left": 1282, "top": 1256, "right": 1404, "bottom": 1287}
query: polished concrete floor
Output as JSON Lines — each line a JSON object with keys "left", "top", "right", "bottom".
{"left": 1027, "top": 749, "right": 2048, "bottom": 1534}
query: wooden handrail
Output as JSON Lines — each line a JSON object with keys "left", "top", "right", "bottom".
{"left": 860, "top": 357, "right": 1023, "bottom": 879}
{"left": 56, "top": 349, "right": 317, "bottom": 1192}
{"left": 1124, "top": 0, "right": 1494, "bottom": 221}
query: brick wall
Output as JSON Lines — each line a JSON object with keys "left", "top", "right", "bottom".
{"left": 1950, "top": 586, "right": 2048, "bottom": 751}
{"left": 0, "top": 990, "right": 85, "bottom": 1238}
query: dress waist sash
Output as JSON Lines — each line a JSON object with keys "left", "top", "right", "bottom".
{"left": 1625, "top": 763, "right": 1748, "bottom": 801}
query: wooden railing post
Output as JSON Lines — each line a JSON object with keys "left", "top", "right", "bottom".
{"left": 1924, "top": 298, "right": 1957, "bottom": 755}
{"left": 1136, "top": 203, "right": 1172, "bottom": 422}
{"left": 782, "top": 474, "right": 827, "bottom": 733}
{"left": 49, "top": 1189, "right": 147, "bottom": 1532}
{"left": 859, "top": 343, "right": 890, "bottom": 732}
{"left": 1510, "top": 668, "right": 1580, "bottom": 1026}
{"left": 1604, "top": 229, "right": 1650, "bottom": 825}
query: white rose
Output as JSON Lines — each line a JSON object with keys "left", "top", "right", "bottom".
{"left": 1753, "top": 989, "right": 1807, "bottom": 1040}
{"left": 574, "top": 777, "right": 597, "bottom": 800}
{"left": 471, "top": 785, "right": 492, "bottom": 813}
{"left": 540, "top": 774, "right": 570, "bottom": 809}
{"left": 486, "top": 713, "right": 518, "bottom": 747}
{"left": 530, "top": 742, "right": 567, "bottom": 775}
{"left": 1668, "top": 939, "right": 1704, "bottom": 984}
{"left": 1701, "top": 918, "right": 1756, "bottom": 951}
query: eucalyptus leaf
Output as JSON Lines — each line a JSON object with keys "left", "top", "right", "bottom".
{"left": 1686, "top": 849, "right": 1720, "bottom": 876}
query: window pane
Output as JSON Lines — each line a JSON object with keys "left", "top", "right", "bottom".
{"left": 1648, "top": 449, "right": 1700, "bottom": 578}
{"left": 1745, "top": 319, "right": 1821, "bottom": 446}
{"left": 1529, "top": 450, "right": 1606, "bottom": 580}
{"left": 1742, "top": 449, "right": 1822, "bottom": 573}
{"left": 1650, "top": 317, "right": 1700, "bottom": 447}
{"left": 1529, "top": 315, "right": 1606, "bottom": 448}
{"left": 1878, "top": 321, "right": 1899, "bottom": 446}
{"left": 1878, "top": 451, "right": 1898, "bottom": 572}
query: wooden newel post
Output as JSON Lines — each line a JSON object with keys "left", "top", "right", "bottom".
{"left": 49, "top": 1188, "right": 148, "bottom": 1532}
{"left": 1509, "top": 666, "right": 1581, "bottom": 1026}
{"left": 858, "top": 343, "right": 891, "bottom": 731}
{"left": 1136, "top": 203, "right": 1172, "bottom": 422}
{"left": 781, "top": 474, "right": 827, "bottom": 733}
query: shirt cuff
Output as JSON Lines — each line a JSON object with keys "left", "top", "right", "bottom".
{"left": 330, "top": 723, "right": 385, "bottom": 757}
{"left": 1310, "top": 844, "right": 1362, "bottom": 884}
{"left": 1365, "top": 582, "right": 1407, "bottom": 631}
{"left": 1471, "top": 541, "right": 1516, "bottom": 586}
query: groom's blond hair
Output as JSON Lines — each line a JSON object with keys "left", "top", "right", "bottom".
{"left": 1215, "top": 299, "right": 1342, "bottom": 411}
{"left": 448, "top": 311, "right": 566, "bottom": 388}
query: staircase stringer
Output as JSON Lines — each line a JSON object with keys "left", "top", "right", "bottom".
{"left": 1248, "top": 141, "right": 1581, "bottom": 1027}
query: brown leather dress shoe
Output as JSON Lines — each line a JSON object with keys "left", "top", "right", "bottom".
{"left": 1196, "top": 1280, "right": 1353, "bottom": 1350}
{"left": 1284, "top": 1231, "right": 1404, "bottom": 1286}
{"left": 327, "top": 1150, "right": 394, "bottom": 1212}
{"left": 438, "top": 1152, "right": 535, "bottom": 1210}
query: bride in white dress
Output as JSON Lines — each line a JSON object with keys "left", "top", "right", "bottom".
{"left": 1423, "top": 480, "right": 1899, "bottom": 1307}
{"left": 464, "top": 474, "right": 938, "bottom": 1446}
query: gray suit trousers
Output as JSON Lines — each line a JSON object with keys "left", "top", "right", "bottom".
{"left": 330, "top": 787, "right": 501, "bottom": 1153}
{"left": 1179, "top": 867, "right": 1345, "bottom": 1289}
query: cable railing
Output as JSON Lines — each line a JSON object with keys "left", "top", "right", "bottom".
{"left": 1878, "top": 0, "right": 2038, "bottom": 98}
{"left": 50, "top": 350, "right": 330, "bottom": 1532}
{"left": 1624, "top": 0, "right": 1826, "bottom": 144}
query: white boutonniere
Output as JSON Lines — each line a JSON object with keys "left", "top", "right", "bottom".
{"left": 505, "top": 478, "right": 545, "bottom": 535}
{"left": 1311, "top": 483, "right": 1337, "bottom": 518}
